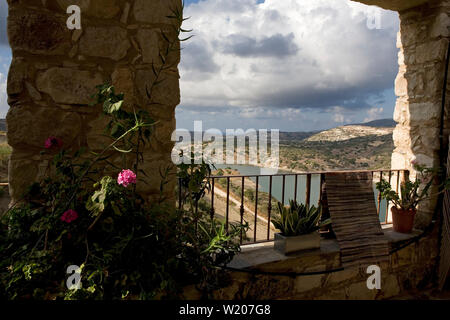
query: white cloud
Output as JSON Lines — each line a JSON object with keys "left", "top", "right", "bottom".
{"left": 180, "top": 0, "right": 399, "bottom": 113}
{"left": 364, "top": 106, "right": 384, "bottom": 122}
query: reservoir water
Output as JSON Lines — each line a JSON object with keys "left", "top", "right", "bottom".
{"left": 212, "top": 164, "right": 389, "bottom": 223}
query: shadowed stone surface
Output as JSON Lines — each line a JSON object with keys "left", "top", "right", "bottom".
{"left": 6, "top": 0, "right": 182, "bottom": 203}
{"left": 183, "top": 226, "right": 439, "bottom": 300}
{"left": 36, "top": 68, "right": 104, "bottom": 105}
{"left": 79, "top": 26, "right": 131, "bottom": 61}
{"left": 352, "top": 0, "right": 435, "bottom": 11}
{"left": 8, "top": 9, "right": 71, "bottom": 55}
{"left": 390, "top": 0, "right": 449, "bottom": 227}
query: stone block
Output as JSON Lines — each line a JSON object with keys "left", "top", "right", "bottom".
{"left": 136, "top": 29, "right": 160, "bottom": 64}
{"left": 25, "top": 81, "right": 42, "bottom": 101}
{"left": 241, "top": 275, "right": 295, "bottom": 300}
{"left": 327, "top": 267, "right": 362, "bottom": 285}
{"left": 152, "top": 117, "right": 176, "bottom": 149}
{"left": 429, "top": 12, "right": 450, "bottom": 38}
{"left": 79, "top": 26, "right": 131, "bottom": 61}
{"left": 6, "top": 105, "right": 83, "bottom": 149}
{"left": 399, "top": 23, "right": 419, "bottom": 48}
{"left": 8, "top": 9, "right": 71, "bottom": 55}
{"left": 135, "top": 69, "right": 180, "bottom": 106}
{"left": 8, "top": 159, "right": 39, "bottom": 200}
{"left": 407, "top": 102, "right": 441, "bottom": 126}
{"left": 87, "top": 0, "right": 120, "bottom": 19}
{"left": 394, "top": 71, "right": 408, "bottom": 97}
{"left": 86, "top": 114, "right": 113, "bottom": 152}
{"left": 416, "top": 39, "right": 448, "bottom": 64}
{"left": 294, "top": 274, "right": 323, "bottom": 294}
{"left": 56, "top": 0, "right": 90, "bottom": 11}
{"left": 413, "top": 127, "right": 440, "bottom": 152}
{"left": 406, "top": 71, "right": 424, "bottom": 96}
{"left": 7, "top": 57, "right": 27, "bottom": 96}
{"left": 393, "top": 126, "right": 411, "bottom": 149}
{"left": 136, "top": 28, "right": 180, "bottom": 67}
{"left": 347, "top": 281, "right": 377, "bottom": 300}
{"left": 393, "top": 100, "right": 407, "bottom": 124}
{"left": 112, "top": 67, "right": 136, "bottom": 108}
{"left": 376, "top": 274, "right": 400, "bottom": 299}
{"left": 133, "top": 0, "right": 182, "bottom": 25}
{"left": 36, "top": 67, "right": 103, "bottom": 104}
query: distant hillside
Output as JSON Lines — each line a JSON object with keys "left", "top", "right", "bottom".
{"left": 306, "top": 125, "right": 393, "bottom": 142}
{"left": 0, "top": 119, "right": 5, "bottom": 132}
{"left": 279, "top": 131, "right": 317, "bottom": 143}
{"left": 278, "top": 119, "right": 395, "bottom": 143}
{"left": 352, "top": 118, "right": 396, "bottom": 128}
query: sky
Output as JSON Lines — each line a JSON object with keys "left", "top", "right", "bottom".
{"left": 178, "top": 0, "right": 399, "bottom": 131}
{"left": 0, "top": 0, "right": 10, "bottom": 121}
{"left": 0, "top": 0, "right": 400, "bottom": 132}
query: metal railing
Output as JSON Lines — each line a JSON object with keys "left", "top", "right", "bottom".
{"left": 180, "top": 169, "right": 409, "bottom": 245}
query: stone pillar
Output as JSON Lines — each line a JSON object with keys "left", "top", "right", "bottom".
{"left": 6, "top": 0, "right": 181, "bottom": 203}
{"left": 391, "top": 0, "right": 450, "bottom": 227}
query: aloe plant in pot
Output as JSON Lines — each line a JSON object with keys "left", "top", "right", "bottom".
{"left": 271, "top": 200, "right": 331, "bottom": 255}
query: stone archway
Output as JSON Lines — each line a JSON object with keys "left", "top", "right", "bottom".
{"left": 4, "top": 0, "right": 450, "bottom": 226}
{"left": 353, "top": 0, "right": 450, "bottom": 227}
{"left": 5, "top": 0, "right": 181, "bottom": 203}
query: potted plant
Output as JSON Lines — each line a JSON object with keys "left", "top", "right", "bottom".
{"left": 376, "top": 162, "right": 450, "bottom": 233}
{"left": 271, "top": 200, "right": 331, "bottom": 255}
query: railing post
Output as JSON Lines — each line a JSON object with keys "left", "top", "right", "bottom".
{"left": 254, "top": 176, "right": 259, "bottom": 242}
{"left": 385, "top": 170, "right": 392, "bottom": 223}
{"left": 377, "top": 171, "right": 383, "bottom": 217}
{"left": 268, "top": 175, "right": 273, "bottom": 240}
{"left": 294, "top": 174, "right": 298, "bottom": 203}
{"left": 210, "top": 178, "right": 215, "bottom": 220}
{"left": 240, "top": 177, "right": 245, "bottom": 244}
{"left": 403, "top": 170, "right": 410, "bottom": 184}
{"left": 306, "top": 174, "right": 311, "bottom": 207}
{"left": 226, "top": 177, "right": 230, "bottom": 232}
{"left": 318, "top": 173, "right": 324, "bottom": 206}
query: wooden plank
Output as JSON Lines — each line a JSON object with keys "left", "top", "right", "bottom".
{"left": 325, "top": 172, "right": 390, "bottom": 268}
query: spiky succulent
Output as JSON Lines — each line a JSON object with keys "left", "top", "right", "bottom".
{"left": 271, "top": 200, "right": 331, "bottom": 237}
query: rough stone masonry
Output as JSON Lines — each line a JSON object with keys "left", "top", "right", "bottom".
{"left": 6, "top": 0, "right": 182, "bottom": 203}
{"left": 355, "top": 0, "right": 450, "bottom": 228}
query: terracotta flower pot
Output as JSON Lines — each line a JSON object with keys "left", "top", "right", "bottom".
{"left": 391, "top": 207, "right": 416, "bottom": 233}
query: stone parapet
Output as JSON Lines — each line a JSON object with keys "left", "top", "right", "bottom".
{"left": 183, "top": 226, "right": 440, "bottom": 300}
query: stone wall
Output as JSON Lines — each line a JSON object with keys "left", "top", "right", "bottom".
{"left": 183, "top": 227, "right": 440, "bottom": 300}
{"left": 6, "top": 0, "right": 181, "bottom": 203}
{"left": 391, "top": 0, "right": 450, "bottom": 227}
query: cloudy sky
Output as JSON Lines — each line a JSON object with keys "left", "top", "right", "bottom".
{"left": 0, "top": 0, "right": 400, "bottom": 132}
{"left": 178, "top": 0, "right": 399, "bottom": 131}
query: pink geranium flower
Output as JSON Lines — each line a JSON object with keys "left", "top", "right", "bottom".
{"left": 117, "top": 169, "right": 137, "bottom": 188}
{"left": 61, "top": 209, "right": 79, "bottom": 223}
{"left": 45, "top": 136, "right": 63, "bottom": 150}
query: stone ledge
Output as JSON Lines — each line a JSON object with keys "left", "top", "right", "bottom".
{"left": 230, "top": 226, "right": 425, "bottom": 272}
